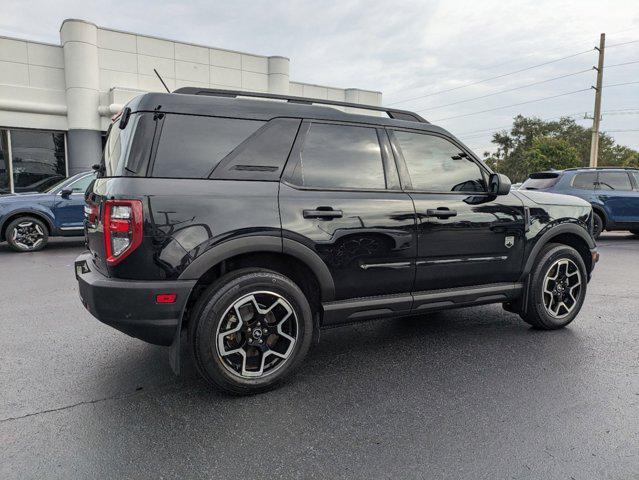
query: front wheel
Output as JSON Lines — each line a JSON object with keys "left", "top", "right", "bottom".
{"left": 190, "top": 268, "right": 313, "bottom": 395}
{"left": 521, "top": 243, "right": 587, "bottom": 330}
{"left": 5, "top": 216, "right": 49, "bottom": 252}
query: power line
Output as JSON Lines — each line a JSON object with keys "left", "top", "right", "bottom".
{"left": 433, "top": 88, "right": 592, "bottom": 122}
{"left": 387, "top": 48, "right": 594, "bottom": 106}
{"left": 607, "top": 39, "right": 639, "bottom": 48}
{"left": 457, "top": 108, "right": 639, "bottom": 138}
{"left": 605, "top": 60, "right": 639, "bottom": 68}
{"left": 415, "top": 68, "right": 593, "bottom": 112}
{"left": 604, "top": 80, "right": 639, "bottom": 88}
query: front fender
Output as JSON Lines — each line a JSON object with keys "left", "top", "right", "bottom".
{"left": 519, "top": 222, "right": 595, "bottom": 280}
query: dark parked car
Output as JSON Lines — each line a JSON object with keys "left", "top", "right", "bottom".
{"left": 0, "top": 171, "right": 95, "bottom": 252}
{"left": 75, "top": 89, "right": 598, "bottom": 394}
{"left": 521, "top": 167, "right": 639, "bottom": 239}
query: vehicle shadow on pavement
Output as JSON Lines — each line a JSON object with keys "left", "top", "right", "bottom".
{"left": 167, "top": 306, "right": 583, "bottom": 404}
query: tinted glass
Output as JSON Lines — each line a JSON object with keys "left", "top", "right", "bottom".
{"left": 11, "top": 130, "right": 66, "bottom": 193}
{"left": 211, "top": 118, "right": 301, "bottom": 181}
{"left": 393, "top": 131, "right": 485, "bottom": 192}
{"left": 292, "top": 123, "right": 385, "bottom": 189}
{"left": 597, "top": 171, "right": 632, "bottom": 191}
{"left": 521, "top": 176, "right": 559, "bottom": 189}
{"left": 153, "top": 115, "right": 264, "bottom": 178}
{"left": 572, "top": 172, "right": 597, "bottom": 190}
{"left": 0, "top": 130, "right": 10, "bottom": 194}
{"left": 103, "top": 114, "right": 143, "bottom": 177}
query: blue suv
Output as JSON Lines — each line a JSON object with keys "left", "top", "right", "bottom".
{"left": 0, "top": 171, "right": 95, "bottom": 252}
{"left": 521, "top": 167, "right": 639, "bottom": 239}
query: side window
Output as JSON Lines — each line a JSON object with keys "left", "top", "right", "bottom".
{"left": 392, "top": 131, "right": 486, "bottom": 192}
{"left": 572, "top": 172, "right": 597, "bottom": 190}
{"left": 67, "top": 174, "right": 96, "bottom": 193}
{"left": 597, "top": 171, "right": 632, "bottom": 191}
{"left": 153, "top": 115, "right": 264, "bottom": 178}
{"left": 632, "top": 172, "right": 639, "bottom": 189}
{"left": 291, "top": 123, "right": 386, "bottom": 189}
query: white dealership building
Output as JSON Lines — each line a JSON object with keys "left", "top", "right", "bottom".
{"left": 0, "top": 19, "right": 381, "bottom": 194}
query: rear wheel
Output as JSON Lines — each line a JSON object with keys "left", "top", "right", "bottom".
{"left": 190, "top": 268, "right": 313, "bottom": 395}
{"left": 592, "top": 212, "right": 603, "bottom": 240}
{"left": 5, "top": 216, "right": 49, "bottom": 252}
{"left": 521, "top": 243, "right": 587, "bottom": 330}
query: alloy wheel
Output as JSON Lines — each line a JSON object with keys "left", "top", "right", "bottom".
{"left": 215, "top": 291, "right": 298, "bottom": 378}
{"left": 11, "top": 221, "right": 45, "bottom": 251}
{"left": 542, "top": 258, "right": 582, "bottom": 319}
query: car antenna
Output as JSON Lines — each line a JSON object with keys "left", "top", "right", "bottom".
{"left": 154, "top": 69, "right": 171, "bottom": 93}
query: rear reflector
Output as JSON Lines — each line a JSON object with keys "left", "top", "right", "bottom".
{"left": 156, "top": 294, "right": 177, "bottom": 304}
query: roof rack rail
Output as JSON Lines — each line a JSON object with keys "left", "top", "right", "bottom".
{"left": 173, "top": 87, "right": 429, "bottom": 124}
{"left": 563, "top": 166, "right": 638, "bottom": 171}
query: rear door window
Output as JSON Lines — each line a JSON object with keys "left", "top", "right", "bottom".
{"left": 152, "top": 115, "right": 264, "bottom": 178}
{"left": 572, "top": 172, "right": 597, "bottom": 190}
{"left": 597, "top": 171, "right": 632, "bottom": 191}
{"left": 290, "top": 123, "right": 386, "bottom": 189}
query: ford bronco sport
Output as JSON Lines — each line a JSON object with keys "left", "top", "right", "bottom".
{"left": 75, "top": 88, "right": 598, "bottom": 394}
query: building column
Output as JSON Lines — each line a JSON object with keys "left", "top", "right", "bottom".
{"left": 268, "top": 56, "right": 290, "bottom": 95}
{"left": 60, "top": 19, "right": 103, "bottom": 174}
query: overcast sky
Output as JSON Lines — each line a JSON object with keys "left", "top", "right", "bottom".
{"left": 2, "top": 0, "right": 638, "bottom": 153}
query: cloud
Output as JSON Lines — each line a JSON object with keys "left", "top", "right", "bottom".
{"left": 1, "top": 0, "right": 637, "bottom": 150}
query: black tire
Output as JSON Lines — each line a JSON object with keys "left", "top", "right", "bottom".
{"left": 592, "top": 212, "right": 604, "bottom": 240}
{"left": 520, "top": 243, "right": 587, "bottom": 330}
{"left": 190, "top": 268, "right": 313, "bottom": 395}
{"left": 5, "top": 216, "right": 49, "bottom": 252}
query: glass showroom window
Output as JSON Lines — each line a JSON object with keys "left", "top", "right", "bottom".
{"left": 0, "top": 130, "right": 11, "bottom": 194}
{"left": 10, "top": 130, "right": 66, "bottom": 193}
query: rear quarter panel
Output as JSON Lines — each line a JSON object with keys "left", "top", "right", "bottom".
{"left": 88, "top": 178, "right": 281, "bottom": 280}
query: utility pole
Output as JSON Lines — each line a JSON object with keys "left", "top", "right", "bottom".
{"left": 589, "top": 33, "right": 605, "bottom": 167}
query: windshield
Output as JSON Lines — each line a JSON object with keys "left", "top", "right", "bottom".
{"left": 44, "top": 172, "right": 94, "bottom": 193}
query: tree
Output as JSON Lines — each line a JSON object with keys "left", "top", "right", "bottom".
{"left": 484, "top": 115, "right": 639, "bottom": 182}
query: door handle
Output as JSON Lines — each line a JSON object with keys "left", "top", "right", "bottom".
{"left": 303, "top": 207, "right": 343, "bottom": 219}
{"left": 425, "top": 208, "right": 457, "bottom": 219}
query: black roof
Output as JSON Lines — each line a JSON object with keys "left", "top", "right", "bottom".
{"left": 127, "top": 90, "right": 451, "bottom": 136}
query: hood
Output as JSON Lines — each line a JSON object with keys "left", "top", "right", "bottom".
{"left": 0, "top": 192, "right": 55, "bottom": 205}
{"left": 516, "top": 190, "right": 591, "bottom": 207}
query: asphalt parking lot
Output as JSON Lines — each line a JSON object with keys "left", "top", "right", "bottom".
{"left": 1, "top": 234, "right": 638, "bottom": 479}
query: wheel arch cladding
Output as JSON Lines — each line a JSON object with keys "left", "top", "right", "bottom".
{"left": 0, "top": 210, "right": 54, "bottom": 240}
{"left": 521, "top": 223, "right": 595, "bottom": 280}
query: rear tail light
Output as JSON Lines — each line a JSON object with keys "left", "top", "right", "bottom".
{"left": 104, "top": 199, "right": 143, "bottom": 265}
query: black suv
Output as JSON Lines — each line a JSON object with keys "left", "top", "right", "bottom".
{"left": 75, "top": 88, "right": 598, "bottom": 394}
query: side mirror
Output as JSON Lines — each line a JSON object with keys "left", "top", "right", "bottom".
{"left": 489, "top": 173, "right": 511, "bottom": 196}
{"left": 60, "top": 189, "right": 72, "bottom": 199}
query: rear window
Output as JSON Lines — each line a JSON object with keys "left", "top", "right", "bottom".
{"left": 572, "top": 172, "right": 597, "bottom": 190}
{"left": 152, "top": 115, "right": 264, "bottom": 178}
{"left": 103, "top": 113, "right": 155, "bottom": 177}
{"left": 290, "top": 123, "right": 386, "bottom": 189}
{"left": 521, "top": 173, "right": 560, "bottom": 190}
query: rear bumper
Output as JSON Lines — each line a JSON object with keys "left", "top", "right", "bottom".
{"left": 75, "top": 252, "right": 196, "bottom": 346}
